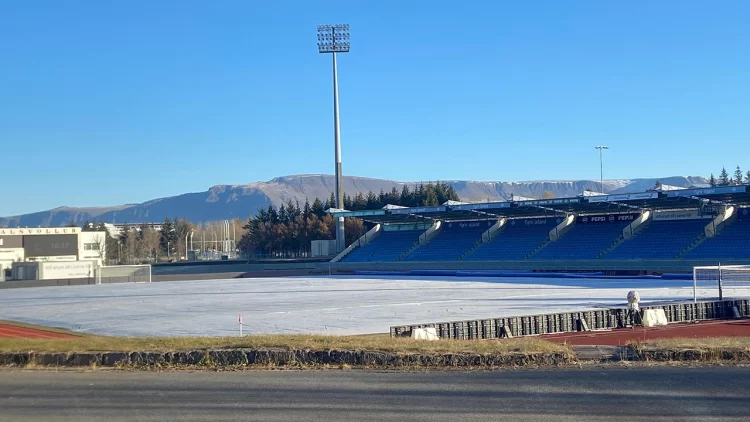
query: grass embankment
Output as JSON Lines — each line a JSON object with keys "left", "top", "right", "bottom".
{"left": 635, "top": 337, "right": 750, "bottom": 350}
{"left": 626, "top": 337, "right": 750, "bottom": 363}
{"left": 0, "top": 334, "right": 568, "bottom": 355}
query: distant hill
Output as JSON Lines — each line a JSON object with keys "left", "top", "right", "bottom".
{"left": 0, "top": 174, "right": 707, "bottom": 227}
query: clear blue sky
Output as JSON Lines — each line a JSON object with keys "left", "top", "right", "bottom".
{"left": 2, "top": 0, "right": 749, "bottom": 216}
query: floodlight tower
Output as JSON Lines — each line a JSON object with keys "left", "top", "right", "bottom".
{"left": 595, "top": 146, "right": 609, "bottom": 193}
{"left": 318, "top": 24, "right": 350, "bottom": 253}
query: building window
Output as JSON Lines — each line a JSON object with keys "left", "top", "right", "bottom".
{"left": 84, "top": 243, "right": 100, "bottom": 251}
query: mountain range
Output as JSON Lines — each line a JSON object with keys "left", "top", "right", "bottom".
{"left": 0, "top": 174, "right": 708, "bottom": 227}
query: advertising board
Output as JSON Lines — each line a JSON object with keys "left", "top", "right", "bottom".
{"left": 652, "top": 210, "right": 712, "bottom": 221}
{"left": 587, "top": 192, "right": 659, "bottom": 203}
{"left": 39, "top": 261, "right": 94, "bottom": 280}
{"left": 577, "top": 214, "right": 639, "bottom": 224}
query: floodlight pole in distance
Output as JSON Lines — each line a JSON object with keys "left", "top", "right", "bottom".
{"left": 595, "top": 146, "right": 609, "bottom": 193}
{"left": 318, "top": 24, "right": 350, "bottom": 253}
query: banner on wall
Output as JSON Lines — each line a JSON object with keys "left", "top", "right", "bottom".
{"left": 578, "top": 214, "right": 639, "bottom": 224}
{"left": 652, "top": 210, "right": 713, "bottom": 221}
{"left": 587, "top": 192, "right": 659, "bottom": 203}
{"left": 666, "top": 186, "right": 746, "bottom": 198}
{"left": 390, "top": 206, "right": 446, "bottom": 215}
{"left": 519, "top": 198, "right": 581, "bottom": 207}
{"left": 451, "top": 202, "right": 510, "bottom": 211}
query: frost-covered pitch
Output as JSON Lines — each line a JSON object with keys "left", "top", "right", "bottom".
{"left": 0, "top": 276, "right": 739, "bottom": 337}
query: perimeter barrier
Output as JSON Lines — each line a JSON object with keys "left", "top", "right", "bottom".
{"left": 390, "top": 298, "right": 750, "bottom": 339}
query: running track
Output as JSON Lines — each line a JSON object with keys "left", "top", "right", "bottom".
{"left": 543, "top": 319, "right": 750, "bottom": 345}
{"left": 0, "top": 323, "right": 77, "bottom": 339}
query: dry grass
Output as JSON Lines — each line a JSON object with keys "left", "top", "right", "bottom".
{"left": 633, "top": 336, "right": 750, "bottom": 351}
{"left": 0, "top": 334, "right": 568, "bottom": 355}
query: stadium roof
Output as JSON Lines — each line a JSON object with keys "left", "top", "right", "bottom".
{"left": 329, "top": 185, "right": 750, "bottom": 224}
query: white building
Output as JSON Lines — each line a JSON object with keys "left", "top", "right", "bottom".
{"left": 0, "top": 227, "right": 106, "bottom": 280}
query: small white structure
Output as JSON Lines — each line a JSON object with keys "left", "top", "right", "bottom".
{"left": 642, "top": 309, "right": 668, "bottom": 327}
{"left": 411, "top": 327, "right": 439, "bottom": 341}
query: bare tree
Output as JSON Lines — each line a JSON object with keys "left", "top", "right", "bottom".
{"left": 90, "top": 232, "right": 107, "bottom": 261}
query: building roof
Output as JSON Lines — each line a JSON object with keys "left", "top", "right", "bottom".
{"left": 329, "top": 185, "right": 750, "bottom": 224}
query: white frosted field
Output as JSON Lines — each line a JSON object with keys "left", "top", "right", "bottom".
{"left": 0, "top": 276, "right": 740, "bottom": 337}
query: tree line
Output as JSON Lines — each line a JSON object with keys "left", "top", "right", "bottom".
{"left": 77, "top": 182, "right": 460, "bottom": 261}
{"left": 238, "top": 182, "right": 460, "bottom": 256}
{"left": 709, "top": 166, "right": 750, "bottom": 187}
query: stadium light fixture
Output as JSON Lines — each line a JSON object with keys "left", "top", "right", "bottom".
{"left": 317, "top": 23, "right": 350, "bottom": 253}
{"left": 595, "top": 146, "right": 609, "bottom": 193}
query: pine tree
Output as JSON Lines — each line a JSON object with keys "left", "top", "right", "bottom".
{"left": 311, "top": 198, "right": 326, "bottom": 218}
{"left": 366, "top": 191, "right": 380, "bottom": 209}
{"left": 388, "top": 187, "right": 400, "bottom": 204}
{"left": 400, "top": 185, "right": 411, "bottom": 207}
{"left": 352, "top": 192, "right": 367, "bottom": 210}
{"left": 745, "top": 171, "right": 750, "bottom": 185}
{"left": 734, "top": 166, "right": 744, "bottom": 185}
{"left": 327, "top": 192, "right": 337, "bottom": 210}
{"left": 303, "top": 199, "right": 312, "bottom": 219}
{"left": 159, "top": 217, "right": 177, "bottom": 255}
{"left": 423, "top": 184, "right": 439, "bottom": 206}
{"left": 709, "top": 173, "right": 717, "bottom": 187}
{"left": 719, "top": 167, "right": 730, "bottom": 186}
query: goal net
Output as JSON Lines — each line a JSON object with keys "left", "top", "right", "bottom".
{"left": 95, "top": 264, "right": 152, "bottom": 285}
{"left": 693, "top": 265, "right": 750, "bottom": 301}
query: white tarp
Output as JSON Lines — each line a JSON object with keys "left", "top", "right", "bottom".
{"left": 411, "top": 327, "right": 439, "bottom": 341}
{"left": 642, "top": 309, "right": 668, "bottom": 327}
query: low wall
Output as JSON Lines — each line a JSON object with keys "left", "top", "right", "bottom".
{"left": 0, "top": 276, "right": 137, "bottom": 289}
{"left": 0, "top": 349, "right": 571, "bottom": 369}
{"left": 390, "top": 299, "right": 750, "bottom": 339}
{"left": 152, "top": 259, "right": 750, "bottom": 276}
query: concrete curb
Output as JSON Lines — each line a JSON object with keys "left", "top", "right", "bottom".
{"left": 0, "top": 348, "right": 572, "bottom": 369}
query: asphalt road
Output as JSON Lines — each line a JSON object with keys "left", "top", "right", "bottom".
{"left": 1, "top": 367, "right": 748, "bottom": 421}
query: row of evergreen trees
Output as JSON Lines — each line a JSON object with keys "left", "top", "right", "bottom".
{"left": 709, "top": 166, "right": 750, "bottom": 187}
{"left": 239, "top": 182, "right": 460, "bottom": 255}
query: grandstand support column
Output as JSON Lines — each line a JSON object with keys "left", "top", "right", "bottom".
{"left": 705, "top": 206, "right": 735, "bottom": 238}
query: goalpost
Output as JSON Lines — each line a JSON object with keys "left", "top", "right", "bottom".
{"left": 95, "top": 264, "right": 152, "bottom": 285}
{"left": 693, "top": 264, "right": 750, "bottom": 302}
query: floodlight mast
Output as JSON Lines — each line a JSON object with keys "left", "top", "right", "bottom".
{"left": 318, "top": 24, "right": 350, "bottom": 253}
{"left": 595, "top": 146, "right": 609, "bottom": 194}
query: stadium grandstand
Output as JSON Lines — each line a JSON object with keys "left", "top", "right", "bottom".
{"left": 330, "top": 185, "right": 750, "bottom": 263}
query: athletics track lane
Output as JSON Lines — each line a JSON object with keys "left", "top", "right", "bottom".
{"left": 543, "top": 319, "right": 750, "bottom": 345}
{"left": 0, "top": 323, "right": 77, "bottom": 339}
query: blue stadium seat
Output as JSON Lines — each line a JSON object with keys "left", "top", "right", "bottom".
{"left": 403, "top": 221, "right": 494, "bottom": 261}
{"left": 683, "top": 213, "right": 750, "bottom": 259}
{"left": 605, "top": 219, "right": 707, "bottom": 259}
{"left": 532, "top": 219, "right": 631, "bottom": 260}
{"left": 342, "top": 230, "right": 422, "bottom": 262}
{"left": 464, "top": 218, "right": 560, "bottom": 260}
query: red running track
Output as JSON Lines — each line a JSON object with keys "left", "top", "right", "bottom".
{"left": 0, "top": 323, "right": 78, "bottom": 339}
{"left": 542, "top": 319, "right": 750, "bottom": 345}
